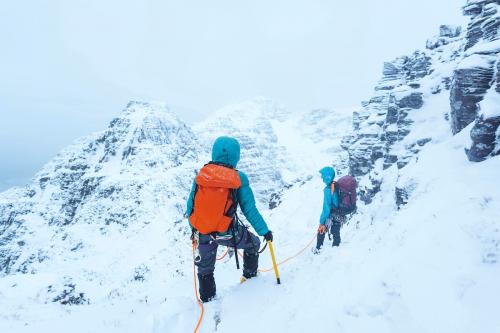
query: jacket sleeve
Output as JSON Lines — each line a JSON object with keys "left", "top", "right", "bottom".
{"left": 237, "top": 171, "right": 269, "bottom": 236}
{"left": 319, "top": 187, "right": 332, "bottom": 225}
{"left": 185, "top": 179, "right": 197, "bottom": 225}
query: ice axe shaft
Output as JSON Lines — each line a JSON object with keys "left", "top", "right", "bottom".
{"left": 267, "top": 241, "right": 281, "bottom": 284}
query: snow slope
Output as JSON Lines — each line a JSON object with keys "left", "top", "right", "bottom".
{"left": 155, "top": 108, "right": 499, "bottom": 333}
{"left": 1, "top": 96, "right": 498, "bottom": 332}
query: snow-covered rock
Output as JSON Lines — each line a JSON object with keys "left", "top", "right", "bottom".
{"left": 454, "top": 0, "right": 500, "bottom": 161}
{"left": 345, "top": 0, "right": 500, "bottom": 206}
{"left": 0, "top": 101, "right": 200, "bottom": 304}
{"left": 344, "top": 30, "right": 463, "bottom": 205}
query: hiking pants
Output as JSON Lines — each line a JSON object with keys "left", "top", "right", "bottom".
{"left": 196, "top": 224, "right": 261, "bottom": 277}
{"left": 316, "top": 215, "right": 343, "bottom": 249}
{"left": 195, "top": 224, "right": 260, "bottom": 302}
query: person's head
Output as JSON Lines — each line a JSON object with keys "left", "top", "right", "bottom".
{"left": 211, "top": 136, "right": 241, "bottom": 168}
{"left": 319, "top": 166, "right": 335, "bottom": 185}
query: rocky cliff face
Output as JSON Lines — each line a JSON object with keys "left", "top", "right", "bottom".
{"left": 344, "top": 0, "right": 500, "bottom": 207}
{"left": 343, "top": 26, "right": 463, "bottom": 205}
{"left": 456, "top": 0, "right": 500, "bottom": 161}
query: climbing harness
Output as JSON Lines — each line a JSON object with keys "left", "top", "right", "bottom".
{"left": 192, "top": 231, "right": 201, "bottom": 263}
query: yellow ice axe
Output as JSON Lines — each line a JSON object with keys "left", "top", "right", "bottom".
{"left": 267, "top": 240, "right": 281, "bottom": 284}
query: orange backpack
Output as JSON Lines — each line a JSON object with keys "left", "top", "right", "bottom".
{"left": 190, "top": 163, "right": 242, "bottom": 234}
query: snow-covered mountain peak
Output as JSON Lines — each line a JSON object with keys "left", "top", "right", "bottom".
{"left": 104, "top": 101, "right": 197, "bottom": 158}
{"left": 118, "top": 101, "right": 183, "bottom": 129}
{"left": 0, "top": 101, "right": 201, "bottom": 282}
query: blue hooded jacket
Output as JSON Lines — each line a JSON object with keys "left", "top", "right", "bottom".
{"left": 186, "top": 136, "right": 269, "bottom": 236}
{"left": 319, "top": 166, "right": 339, "bottom": 225}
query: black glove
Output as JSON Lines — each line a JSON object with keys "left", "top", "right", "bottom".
{"left": 263, "top": 230, "right": 273, "bottom": 242}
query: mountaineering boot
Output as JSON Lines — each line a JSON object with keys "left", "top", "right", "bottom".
{"left": 242, "top": 251, "right": 259, "bottom": 279}
{"left": 198, "top": 273, "right": 216, "bottom": 303}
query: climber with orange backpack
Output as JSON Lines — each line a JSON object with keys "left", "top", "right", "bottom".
{"left": 315, "top": 166, "right": 357, "bottom": 252}
{"left": 186, "top": 136, "right": 273, "bottom": 303}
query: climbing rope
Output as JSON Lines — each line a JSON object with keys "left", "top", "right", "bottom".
{"left": 259, "top": 233, "right": 317, "bottom": 272}
{"left": 192, "top": 240, "right": 204, "bottom": 333}
{"left": 192, "top": 232, "right": 317, "bottom": 332}
{"left": 236, "top": 233, "right": 317, "bottom": 272}
{"left": 216, "top": 238, "right": 267, "bottom": 261}
{"left": 216, "top": 248, "right": 229, "bottom": 260}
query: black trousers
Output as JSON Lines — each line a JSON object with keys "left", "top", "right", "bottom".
{"left": 316, "top": 216, "right": 343, "bottom": 249}
{"left": 195, "top": 225, "right": 260, "bottom": 302}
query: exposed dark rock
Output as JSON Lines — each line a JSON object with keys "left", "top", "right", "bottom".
{"left": 427, "top": 25, "right": 463, "bottom": 49}
{"left": 268, "top": 192, "right": 282, "bottom": 210}
{"left": 463, "top": 1, "right": 490, "bottom": 50}
{"left": 497, "top": 61, "right": 500, "bottom": 93}
{"left": 343, "top": 23, "right": 464, "bottom": 204}
{"left": 466, "top": 115, "right": 500, "bottom": 161}
{"left": 482, "top": 3, "right": 500, "bottom": 42}
{"left": 51, "top": 284, "right": 89, "bottom": 305}
{"left": 133, "top": 264, "right": 150, "bottom": 282}
{"left": 398, "top": 93, "right": 424, "bottom": 109}
{"left": 440, "top": 25, "right": 462, "bottom": 38}
{"left": 450, "top": 58, "right": 496, "bottom": 134}
{"left": 395, "top": 187, "right": 409, "bottom": 209}
{"left": 417, "top": 138, "right": 432, "bottom": 146}
{"left": 358, "top": 178, "right": 382, "bottom": 205}
{"left": 457, "top": 1, "right": 500, "bottom": 161}
{"left": 347, "top": 50, "right": 432, "bottom": 179}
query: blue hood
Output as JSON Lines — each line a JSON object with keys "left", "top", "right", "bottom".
{"left": 211, "top": 136, "right": 240, "bottom": 168}
{"left": 319, "top": 166, "right": 335, "bottom": 185}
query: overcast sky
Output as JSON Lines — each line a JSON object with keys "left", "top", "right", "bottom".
{"left": 0, "top": 0, "right": 466, "bottom": 191}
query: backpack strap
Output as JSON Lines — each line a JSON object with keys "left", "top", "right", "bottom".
{"left": 224, "top": 189, "right": 239, "bottom": 218}
{"left": 330, "top": 181, "right": 340, "bottom": 214}
{"left": 330, "top": 182, "right": 336, "bottom": 195}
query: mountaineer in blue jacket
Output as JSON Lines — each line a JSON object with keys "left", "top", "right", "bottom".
{"left": 186, "top": 136, "right": 272, "bottom": 302}
{"left": 315, "top": 166, "right": 344, "bottom": 252}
